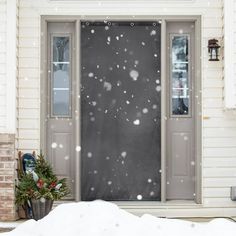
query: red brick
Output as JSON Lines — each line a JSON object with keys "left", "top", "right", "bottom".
{"left": 0, "top": 156, "right": 15, "bottom": 161}
{"left": 0, "top": 196, "right": 14, "bottom": 201}
{"left": 0, "top": 183, "right": 14, "bottom": 188}
{"left": 4, "top": 176, "right": 14, "bottom": 182}
{"left": 4, "top": 162, "right": 14, "bottom": 169}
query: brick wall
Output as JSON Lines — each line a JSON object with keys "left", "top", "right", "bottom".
{"left": 0, "top": 134, "right": 17, "bottom": 221}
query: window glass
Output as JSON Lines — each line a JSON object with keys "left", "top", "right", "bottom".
{"left": 171, "top": 35, "right": 190, "bottom": 116}
{"left": 51, "top": 36, "right": 71, "bottom": 117}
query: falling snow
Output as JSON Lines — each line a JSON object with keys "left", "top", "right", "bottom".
{"left": 150, "top": 30, "right": 156, "bottom": 36}
{"left": 90, "top": 117, "right": 95, "bottom": 122}
{"left": 152, "top": 104, "right": 158, "bottom": 109}
{"left": 51, "top": 142, "right": 57, "bottom": 149}
{"left": 103, "top": 81, "right": 112, "bottom": 91}
{"left": 87, "top": 152, "right": 92, "bottom": 158}
{"left": 142, "top": 108, "right": 148, "bottom": 114}
{"left": 137, "top": 195, "right": 143, "bottom": 200}
{"left": 121, "top": 151, "right": 127, "bottom": 158}
{"left": 129, "top": 70, "right": 139, "bottom": 81}
{"left": 88, "top": 72, "right": 94, "bottom": 77}
{"left": 155, "top": 86, "right": 161, "bottom": 92}
{"left": 75, "top": 146, "right": 81, "bottom": 152}
{"left": 133, "top": 119, "right": 140, "bottom": 125}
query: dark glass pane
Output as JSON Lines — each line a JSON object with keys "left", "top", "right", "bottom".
{"left": 81, "top": 21, "right": 161, "bottom": 201}
{"left": 53, "top": 37, "right": 70, "bottom": 62}
{"left": 171, "top": 35, "right": 189, "bottom": 115}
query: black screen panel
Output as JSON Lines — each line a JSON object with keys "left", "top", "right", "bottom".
{"left": 81, "top": 21, "right": 161, "bottom": 201}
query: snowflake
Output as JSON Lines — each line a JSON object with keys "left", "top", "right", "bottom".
{"left": 142, "top": 108, "right": 148, "bottom": 114}
{"left": 75, "top": 146, "right": 81, "bottom": 152}
{"left": 51, "top": 142, "right": 57, "bottom": 149}
{"left": 156, "top": 86, "right": 161, "bottom": 92}
{"left": 137, "top": 195, "right": 143, "bottom": 200}
{"left": 104, "top": 81, "right": 112, "bottom": 91}
{"left": 129, "top": 70, "right": 139, "bottom": 81}
{"left": 133, "top": 119, "right": 140, "bottom": 125}
{"left": 88, "top": 72, "right": 94, "bottom": 77}
{"left": 150, "top": 191, "right": 155, "bottom": 196}
{"left": 87, "top": 152, "right": 92, "bottom": 158}
{"left": 150, "top": 30, "right": 156, "bottom": 36}
{"left": 121, "top": 151, "right": 127, "bottom": 158}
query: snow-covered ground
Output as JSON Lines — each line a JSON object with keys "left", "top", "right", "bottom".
{"left": 1, "top": 200, "right": 236, "bottom": 236}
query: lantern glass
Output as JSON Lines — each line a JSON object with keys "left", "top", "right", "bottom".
{"left": 208, "top": 39, "right": 220, "bottom": 61}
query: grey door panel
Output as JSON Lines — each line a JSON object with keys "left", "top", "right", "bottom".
{"left": 47, "top": 23, "right": 75, "bottom": 199}
{"left": 166, "top": 22, "right": 195, "bottom": 200}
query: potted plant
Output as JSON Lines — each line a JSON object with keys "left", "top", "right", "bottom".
{"left": 15, "top": 152, "right": 68, "bottom": 220}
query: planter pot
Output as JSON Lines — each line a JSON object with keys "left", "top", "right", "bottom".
{"left": 30, "top": 199, "right": 53, "bottom": 220}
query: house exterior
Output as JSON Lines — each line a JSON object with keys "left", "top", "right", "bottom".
{"left": 1, "top": 0, "right": 236, "bottom": 221}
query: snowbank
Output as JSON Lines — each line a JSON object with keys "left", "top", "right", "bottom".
{"left": 1, "top": 200, "right": 236, "bottom": 236}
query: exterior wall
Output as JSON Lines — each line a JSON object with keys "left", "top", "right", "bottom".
{"left": 0, "top": 134, "right": 17, "bottom": 221}
{"left": 0, "top": 0, "right": 7, "bottom": 131}
{"left": 11, "top": 0, "right": 236, "bottom": 217}
{"left": 0, "top": 0, "right": 18, "bottom": 221}
{"left": 0, "top": 0, "right": 17, "bottom": 134}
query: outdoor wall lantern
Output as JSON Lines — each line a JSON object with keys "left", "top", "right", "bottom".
{"left": 208, "top": 39, "right": 220, "bottom": 61}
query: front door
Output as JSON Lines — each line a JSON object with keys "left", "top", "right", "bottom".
{"left": 43, "top": 19, "right": 198, "bottom": 202}
{"left": 80, "top": 21, "right": 162, "bottom": 201}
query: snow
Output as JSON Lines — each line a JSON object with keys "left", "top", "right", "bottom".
{"left": 51, "top": 142, "right": 57, "bottom": 148}
{"left": 133, "top": 119, "right": 140, "bottom": 125}
{"left": 75, "top": 146, "right": 81, "bottom": 152}
{"left": 2, "top": 200, "right": 235, "bottom": 236}
{"left": 129, "top": 70, "right": 139, "bottom": 81}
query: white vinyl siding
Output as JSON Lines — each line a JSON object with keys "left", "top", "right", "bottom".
{"left": 16, "top": 0, "right": 236, "bottom": 216}
{"left": 0, "top": 0, "right": 18, "bottom": 133}
{"left": 0, "top": 0, "right": 7, "bottom": 131}
{"left": 223, "top": 0, "right": 236, "bottom": 109}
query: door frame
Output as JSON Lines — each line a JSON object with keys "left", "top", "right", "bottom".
{"left": 40, "top": 15, "right": 202, "bottom": 204}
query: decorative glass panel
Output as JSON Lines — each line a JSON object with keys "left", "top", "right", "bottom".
{"left": 51, "top": 36, "right": 71, "bottom": 117}
{"left": 53, "top": 37, "right": 70, "bottom": 62}
{"left": 171, "top": 35, "right": 190, "bottom": 116}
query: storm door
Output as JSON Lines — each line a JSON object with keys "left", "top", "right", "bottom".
{"left": 81, "top": 21, "right": 161, "bottom": 201}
